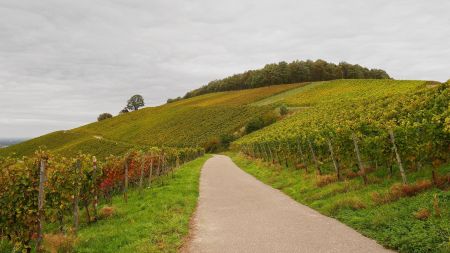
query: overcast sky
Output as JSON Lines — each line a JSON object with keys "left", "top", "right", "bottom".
{"left": 0, "top": 0, "right": 449, "bottom": 138}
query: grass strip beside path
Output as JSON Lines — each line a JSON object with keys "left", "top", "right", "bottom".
{"left": 228, "top": 152, "right": 450, "bottom": 253}
{"left": 75, "top": 155, "right": 211, "bottom": 253}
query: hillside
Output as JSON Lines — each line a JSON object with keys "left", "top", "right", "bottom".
{"left": 0, "top": 83, "right": 299, "bottom": 159}
{"left": 235, "top": 79, "right": 449, "bottom": 151}
{"left": 3, "top": 79, "right": 447, "bottom": 162}
{"left": 182, "top": 59, "right": 390, "bottom": 99}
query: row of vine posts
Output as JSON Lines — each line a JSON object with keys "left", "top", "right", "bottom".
{"left": 240, "top": 128, "right": 447, "bottom": 186}
{"left": 0, "top": 146, "right": 204, "bottom": 252}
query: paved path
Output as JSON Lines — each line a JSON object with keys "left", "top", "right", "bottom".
{"left": 185, "top": 155, "right": 393, "bottom": 253}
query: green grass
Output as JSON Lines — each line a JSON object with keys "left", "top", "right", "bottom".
{"left": 73, "top": 155, "right": 210, "bottom": 253}
{"left": 251, "top": 82, "right": 312, "bottom": 106}
{"left": 228, "top": 152, "right": 450, "bottom": 253}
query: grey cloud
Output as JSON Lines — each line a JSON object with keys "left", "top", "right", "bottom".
{"left": 0, "top": 0, "right": 449, "bottom": 138}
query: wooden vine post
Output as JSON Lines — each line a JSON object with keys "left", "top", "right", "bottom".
{"left": 73, "top": 159, "right": 81, "bottom": 234}
{"left": 285, "top": 142, "right": 290, "bottom": 168}
{"left": 124, "top": 157, "right": 129, "bottom": 203}
{"left": 148, "top": 155, "right": 154, "bottom": 187}
{"left": 327, "top": 138, "right": 340, "bottom": 180}
{"left": 37, "top": 157, "right": 47, "bottom": 251}
{"left": 389, "top": 129, "right": 407, "bottom": 184}
{"left": 352, "top": 133, "right": 368, "bottom": 185}
{"left": 157, "top": 155, "right": 162, "bottom": 178}
{"left": 139, "top": 155, "right": 145, "bottom": 194}
{"left": 297, "top": 140, "right": 308, "bottom": 172}
{"left": 264, "top": 143, "right": 270, "bottom": 162}
{"left": 174, "top": 154, "right": 180, "bottom": 178}
{"left": 273, "top": 144, "right": 279, "bottom": 164}
{"left": 254, "top": 144, "right": 260, "bottom": 159}
{"left": 259, "top": 143, "right": 266, "bottom": 161}
{"left": 308, "top": 139, "right": 321, "bottom": 175}
{"left": 261, "top": 143, "right": 268, "bottom": 162}
{"left": 266, "top": 144, "right": 275, "bottom": 164}
{"left": 266, "top": 143, "right": 274, "bottom": 163}
{"left": 159, "top": 153, "right": 165, "bottom": 185}
{"left": 92, "top": 156, "right": 99, "bottom": 220}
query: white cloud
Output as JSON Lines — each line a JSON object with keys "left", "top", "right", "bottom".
{"left": 0, "top": 0, "right": 449, "bottom": 138}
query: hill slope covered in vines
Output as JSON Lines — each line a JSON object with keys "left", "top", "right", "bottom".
{"left": 0, "top": 83, "right": 299, "bottom": 159}
{"left": 235, "top": 80, "right": 450, "bottom": 175}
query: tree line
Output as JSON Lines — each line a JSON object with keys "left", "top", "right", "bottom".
{"left": 178, "top": 59, "right": 390, "bottom": 100}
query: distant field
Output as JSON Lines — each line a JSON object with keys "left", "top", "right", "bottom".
{"left": 0, "top": 138, "right": 27, "bottom": 148}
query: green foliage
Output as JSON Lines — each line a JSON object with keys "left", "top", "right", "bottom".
{"left": 219, "top": 133, "right": 236, "bottom": 149}
{"left": 203, "top": 137, "right": 221, "bottom": 153}
{"left": 245, "top": 117, "right": 265, "bottom": 134}
{"left": 279, "top": 104, "right": 289, "bottom": 116}
{"left": 203, "top": 134, "right": 237, "bottom": 153}
{"left": 97, "top": 113, "right": 113, "bottom": 121}
{"left": 166, "top": 96, "right": 182, "bottom": 103}
{"left": 245, "top": 111, "right": 278, "bottom": 134}
{"left": 126, "top": 95, "right": 145, "bottom": 111}
{"left": 183, "top": 59, "right": 390, "bottom": 99}
{"left": 0, "top": 155, "right": 40, "bottom": 252}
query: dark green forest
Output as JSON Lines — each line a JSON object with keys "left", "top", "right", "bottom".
{"left": 177, "top": 59, "right": 390, "bottom": 101}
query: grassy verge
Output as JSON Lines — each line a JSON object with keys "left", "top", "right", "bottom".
{"left": 227, "top": 152, "right": 450, "bottom": 253}
{"left": 73, "top": 155, "right": 210, "bottom": 253}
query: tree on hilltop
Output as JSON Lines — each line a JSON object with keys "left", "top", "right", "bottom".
{"left": 126, "top": 95, "right": 145, "bottom": 111}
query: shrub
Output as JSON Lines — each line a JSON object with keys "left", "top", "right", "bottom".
{"left": 245, "top": 117, "right": 265, "bottom": 134}
{"left": 372, "top": 180, "right": 433, "bottom": 205}
{"left": 203, "top": 137, "right": 221, "bottom": 153}
{"left": 295, "top": 163, "right": 307, "bottom": 170}
{"left": 345, "top": 171, "right": 359, "bottom": 179}
{"left": 219, "top": 134, "right": 235, "bottom": 150}
{"left": 43, "top": 233, "right": 76, "bottom": 253}
{"left": 97, "top": 113, "right": 113, "bottom": 121}
{"left": 414, "top": 208, "right": 430, "bottom": 220}
{"left": 391, "top": 180, "right": 432, "bottom": 197}
{"left": 433, "top": 194, "right": 441, "bottom": 217}
{"left": 99, "top": 206, "right": 116, "bottom": 219}
{"left": 167, "top": 96, "right": 182, "bottom": 103}
{"left": 328, "top": 197, "right": 366, "bottom": 215}
{"left": 316, "top": 174, "right": 338, "bottom": 187}
{"left": 371, "top": 192, "right": 394, "bottom": 205}
{"left": 279, "top": 104, "right": 289, "bottom": 116}
{"left": 245, "top": 111, "right": 278, "bottom": 134}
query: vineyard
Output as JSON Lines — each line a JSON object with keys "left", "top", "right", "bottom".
{"left": 235, "top": 80, "right": 450, "bottom": 185}
{"left": 1, "top": 78, "right": 449, "bottom": 252}
{"left": 0, "top": 83, "right": 300, "bottom": 159}
{"left": 0, "top": 146, "right": 204, "bottom": 252}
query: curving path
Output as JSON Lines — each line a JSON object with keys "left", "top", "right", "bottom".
{"left": 185, "top": 155, "right": 393, "bottom": 253}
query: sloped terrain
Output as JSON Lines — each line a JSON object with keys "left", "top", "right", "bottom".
{"left": 0, "top": 83, "right": 299, "bottom": 158}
